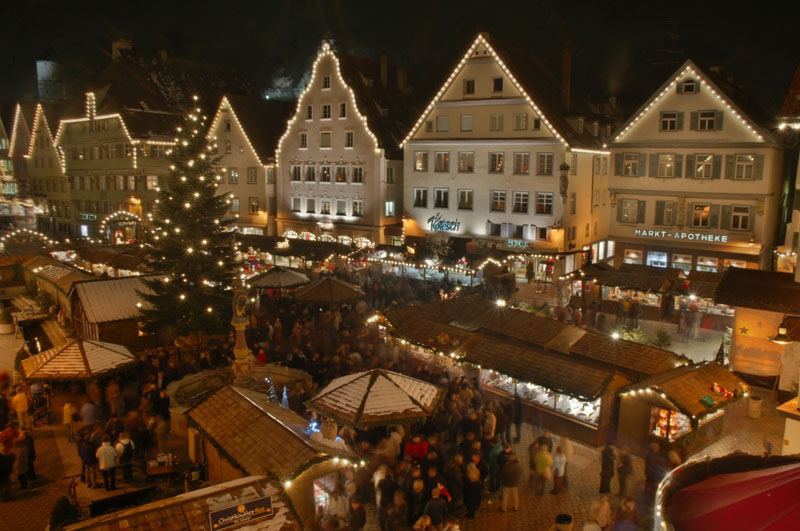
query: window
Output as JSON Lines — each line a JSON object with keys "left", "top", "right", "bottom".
{"left": 434, "top": 188, "right": 449, "bottom": 208}
{"left": 414, "top": 151, "right": 428, "bottom": 171}
{"left": 291, "top": 166, "right": 301, "bottom": 181}
{"left": 436, "top": 116, "right": 449, "bottom": 132}
{"left": 336, "top": 199, "right": 347, "bottom": 216}
{"left": 299, "top": 132, "right": 307, "bottom": 148}
{"left": 602, "top": 157, "right": 608, "bottom": 175}
{"left": 247, "top": 167, "right": 258, "bottom": 184}
{"left": 489, "top": 152, "right": 504, "bottom": 173}
{"left": 490, "top": 190, "right": 506, "bottom": 211}
{"left": 488, "top": 222, "right": 502, "bottom": 236}
{"left": 464, "top": 79, "right": 475, "bottom": 95}
{"left": 352, "top": 167, "right": 363, "bottom": 183}
{"left": 660, "top": 112, "right": 680, "bottom": 131}
{"left": 385, "top": 201, "right": 395, "bottom": 217}
{"left": 249, "top": 198, "right": 260, "bottom": 214}
{"left": 679, "top": 79, "right": 698, "bottom": 94}
{"left": 458, "top": 189, "right": 473, "bottom": 210}
{"left": 513, "top": 152, "right": 530, "bottom": 174}
{"left": 533, "top": 118, "right": 541, "bottom": 130}
{"left": 224, "top": 119, "right": 231, "bottom": 132}
{"left": 458, "top": 152, "right": 474, "bottom": 172}
{"left": 655, "top": 200, "right": 675, "bottom": 225}
{"left": 128, "top": 175, "right": 136, "bottom": 190}
{"left": 339, "top": 102, "right": 346, "bottom": 118}
{"left": 698, "top": 111, "right": 716, "bottom": 130}
{"left": 291, "top": 197, "right": 301, "bottom": 212}
{"left": 306, "top": 105, "right": 312, "bottom": 119}
{"left": 623, "top": 153, "right": 640, "bottom": 176}
{"left": 230, "top": 197, "right": 240, "bottom": 213}
{"left": 657, "top": 154, "right": 676, "bottom": 177}
{"left": 320, "top": 200, "right": 331, "bottom": 215}
{"left": 537, "top": 153, "right": 553, "bottom": 175}
{"left": 97, "top": 176, "right": 107, "bottom": 191}
{"left": 305, "top": 166, "right": 316, "bottom": 182}
{"left": 336, "top": 167, "right": 347, "bottom": 183}
{"left": 267, "top": 167, "right": 274, "bottom": 184}
{"left": 413, "top": 187, "right": 428, "bottom": 208}
{"left": 592, "top": 190, "right": 600, "bottom": 206}
{"left": 513, "top": 113, "right": 528, "bottom": 130}
{"left": 225, "top": 141, "right": 231, "bottom": 154}
{"left": 569, "top": 192, "right": 576, "bottom": 214}
{"left": 345, "top": 131, "right": 354, "bottom": 148}
{"left": 320, "top": 131, "right": 331, "bottom": 148}
{"left": 434, "top": 152, "right": 450, "bottom": 172}
{"left": 115, "top": 175, "right": 124, "bottom": 191}
{"left": 228, "top": 168, "right": 239, "bottom": 184}
{"left": 460, "top": 115, "right": 473, "bottom": 131}
{"left": 692, "top": 204, "right": 710, "bottom": 227}
{"left": 731, "top": 206, "right": 750, "bottom": 230}
{"left": 492, "top": 77, "right": 503, "bottom": 92}
{"left": 320, "top": 166, "right": 331, "bottom": 182}
{"left": 695, "top": 154, "right": 713, "bottom": 178}
{"left": 386, "top": 167, "right": 395, "bottom": 184}
{"left": 735, "top": 154, "right": 754, "bottom": 179}
{"left": 512, "top": 192, "right": 529, "bottom": 213}
{"left": 489, "top": 114, "right": 504, "bottom": 131}
{"left": 322, "top": 104, "right": 331, "bottom": 119}
{"left": 425, "top": 121, "right": 433, "bottom": 132}
{"left": 322, "top": 75, "right": 331, "bottom": 89}
{"left": 620, "top": 199, "right": 640, "bottom": 223}
{"left": 306, "top": 198, "right": 315, "bottom": 213}
{"left": 146, "top": 175, "right": 158, "bottom": 190}
{"left": 536, "top": 192, "right": 553, "bottom": 215}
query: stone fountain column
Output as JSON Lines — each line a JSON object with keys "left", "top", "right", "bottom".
{"left": 231, "top": 285, "right": 254, "bottom": 386}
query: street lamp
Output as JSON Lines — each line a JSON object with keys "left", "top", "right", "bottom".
{"left": 770, "top": 318, "right": 792, "bottom": 345}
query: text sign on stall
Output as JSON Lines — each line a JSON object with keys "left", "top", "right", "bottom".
{"left": 634, "top": 228, "right": 728, "bottom": 243}
{"left": 209, "top": 496, "right": 273, "bottom": 529}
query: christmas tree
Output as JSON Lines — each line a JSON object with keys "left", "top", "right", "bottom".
{"left": 139, "top": 97, "right": 237, "bottom": 339}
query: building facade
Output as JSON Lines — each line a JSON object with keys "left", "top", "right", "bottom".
{"left": 276, "top": 42, "right": 409, "bottom": 247}
{"left": 608, "top": 61, "right": 783, "bottom": 272}
{"left": 401, "top": 34, "right": 613, "bottom": 279}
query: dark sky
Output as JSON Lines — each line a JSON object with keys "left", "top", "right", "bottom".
{"left": 2, "top": 0, "right": 798, "bottom": 116}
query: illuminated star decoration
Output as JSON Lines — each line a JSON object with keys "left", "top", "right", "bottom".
{"left": 739, "top": 326, "right": 749, "bottom": 335}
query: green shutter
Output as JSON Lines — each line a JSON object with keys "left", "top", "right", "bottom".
{"left": 614, "top": 154, "right": 623, "bottom": 176}
{"left": 724, "top": 154, "right": 735, "bottom": 179}
{"left": 690, "top": 111, "right": 699, "bottom": 130}
{"left": 649, "top": 154, "right": 659, "bottom": 177}
{"left": 676, "top": 112, "right": 684, "bottom": 130}
{"left": 637, "top": 200, "right": 647, "bottom": 223}
{"left": 669, "top": 201, "right": 678, "bottom": 225}
{"left": 685, "top": 154, "right": 696, "bottom": 178}
{"left": 715, "top": 111, "right": 724, "bottom": 130}
{"left": 686, "top": 202, "right": 695, "bottom": 225}
{"left": 674, "top": 154, "right": 683, "bottom": 177}
{"left": 721, "top": 205, "right": 732, "bottom": 229}
{"left": 709, "top": 204, "right": 720, "bottom": 228}
{"left": 655, "top": 200, "right": 665, "bottom": 225}
{"left": 676, "top": 83, "right": 684, "bottom": 94}
{"left": 616, "top": 201, "right": 624, "bottom": 222}
{"left": 753, "top": 154, "right": 765, "bottom": 179}
{"left": 712, "top": 155, "right": 723, "bottom": 179}
{"left": 638, "top": 153, "right": 647, "bottom": 177}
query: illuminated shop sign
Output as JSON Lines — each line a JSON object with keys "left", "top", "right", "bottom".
{"left": 427, "top": 213, "right": 460, "bottom": 233}
{"left": 507, "top": 239, "right": 529, "bottom": 249}
{"left": 634, "top": 228, "right": 728, "bottom": 243}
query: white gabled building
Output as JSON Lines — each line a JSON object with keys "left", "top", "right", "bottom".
{"left": 608, "top": 60, "right": 783, "bottom": 272}
{"left": 401, "top": 33, "right": 614, "bottom": 280}
{"left": 275, "top": 41, "right": 412, "bottom": 247}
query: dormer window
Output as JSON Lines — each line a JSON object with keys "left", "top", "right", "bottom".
{"left": 679, "top": 79, "right": 698, "bottom": 94}
{"left": 322, "top": 75, "right": 331, "bottom": 89}
{"left": 492, "top": 77, "right": 503, "bottom": 93}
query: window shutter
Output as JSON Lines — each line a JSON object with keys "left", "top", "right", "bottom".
{"left": 655, "top": 200, "right": 665, "bottom": 225}
{"left": 753, "top": 154, "right": 765, "bottom": 179}
{"left": 709, "top": 204, "right": 720, "bottom": 228}
{"left": 637, "top": 200, "right": 646, "bottom": 223}
{"left": 685, "top": 154, "right": 696, "bottom": 178}
{"left": 686, "top": 202, "right": 694, "bottom": 225}
{"left": 669, "top": 201, "right": 678, "bottom": 225}
{"left": 721, "top": 205, "right": 732, "bottom": 229}
{"left": 616, "top": 201, "right": 623, "bottom": 222}
{"left": 712, "top": 155, "right": 723, "bottom": 179}
{"left": 715, "top": 111, "right": 724, "bottom": 130}
{"left": 724, "top": 154, "right": 735, "bottom": 179}
{"left": 676, "top": 83, "right": 684, "bottom": 94}
{"left": 614, "top": 154, "right": 623, "bottom": 176}
{"left": 649, "top": 154, "right": 658, "bottom": 177}
{"left": 690, "top": 111, "right": 699, "bottom": 130}
{"left": 638, "top": 153, "right": 647, "bottom": 176}
{"left": 485, "top": 220, "right": 492, "bottom": 235}
{"left": 674, "top": 154, "right": 683, "bottom": 178}
{"left": 523, "top": 225, "right": 531, "bottom": 240}
{"left": 676, "top": 112, "right": 685, "bottom": 130}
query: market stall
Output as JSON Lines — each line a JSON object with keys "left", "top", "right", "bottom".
{"left": 21, "top": 338, "right": 137, "bottom": 380}
{"left": 616, "top": 362, "right": 748, "bottom": 456}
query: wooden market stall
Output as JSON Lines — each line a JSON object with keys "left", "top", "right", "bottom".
{"left": 616, "top": 362, "right": 748, "bottom": 456}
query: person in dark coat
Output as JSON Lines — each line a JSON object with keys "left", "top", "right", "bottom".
{"left": 513, "top": 394, "right": 523, "bottom": 442}
{"left": 463, "top": 462, "right": 482, "bottom": 519}
{"left": 600, "top": 443, "right": 615, "bottom": 493}
{"left": 423, "top": 488, "right": 448, "bottom": 527}
{"left": 348, "top": 496, "right": 367, "bottom": 530}
{"left": 0, "top": 393, "right": 9, "bottom": 429}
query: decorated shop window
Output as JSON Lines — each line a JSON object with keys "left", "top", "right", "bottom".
{"left": 650, "top": 407, "right": 691, "bottom": 441}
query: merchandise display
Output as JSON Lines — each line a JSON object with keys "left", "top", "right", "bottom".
{"left": 650, "top": 407, "right": 691, "bottom": 441}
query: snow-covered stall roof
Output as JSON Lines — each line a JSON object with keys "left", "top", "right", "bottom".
{"left": 73, "top": 276, "right": 154, "bottom": 324}
{"left": 22, "top": 338, "right": 136, "bottom": 380}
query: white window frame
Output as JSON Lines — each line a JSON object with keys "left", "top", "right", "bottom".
{"left": 385, "top": 201, "right": 395, "bottom": 217}
{"left": 321, "top": 104, "right": 331, "bottom": 119}
{"left": 351, "top": 167, "right": 363, "bottom": 184}
{"left": 320, "top": 166, "right": 331, "bottom": 183}
{"left": 490, "top": 114, "right": 504, "bottom": 131}
{"left": 663, "top": 201, "right": 675, "bottom": 225}
{"left": 460, "top": 114, "right": 473, "bottom": 131}
{"left": 458, "top": 152, "right": 474, "bottom": 173}
{"left": 320, "top": 131, "right": 332, "bottom": 149}
{"left": 434, "top": 188, "right": 449, "bottom": 209}
{"left": 731, "top": 205, "right": 751, "bottom": 230}
{"left": 620, "top": 199, "right": 639, "bottom": 223}
{"left": 537, "top": 153, "right": 553, "bottom": 176}
{"left": 457, "top": 189, "right": 473, "bottom": 210}
{"left": 290, "top": 166, "right": 301, "bottom": 181}
{"left": 513, "top": 113, "right": 528, "bottom": 130}
{"left": 336, "top": 199, "right": 347, "bottom": 216}
{"left": 299, "top": 132, "right": 307, "bottom": 148}
{"left": 345, "top": 131, "right": 354, "bottom": 148}
{"left": 320, "top": 200, "right": 331, "bottom": 215}
{"left": 623, "top": 153, "right": 639, "bottom": 176}
{"left": 305, "top": 166, "right": 316, "bottom": 182}
{"left": 306, "top": 198, "right": 315, "bottom": 213}
{"left": 695, "top": 154, "right": 713, "bottom": 179}
{"left": 434, "top": 152, "right": 450, "bottom": 172}
{"left": 489, "top": 152, "right": 505, "bottom": 173}
{"left": 413, "top": 187, "right": 428, "bottom": 208}
{"left": 692, "top": 204, "right": 711, "bottom": 227}
{"left": 536, "top": 192, "right": 553, "bottom": 215}
{"left": 436, "top": 116, "right": 449, "bottom": 132}
{"left": 513, "top": 152, "right": 530, "bottom": 175}
{"left": 490, "top": 190, "right": 506, "bottom": 212}
{"left": 352, "top": 200, "right": 363, "bottom": 217}
{"left": 322, "top": 75, "right": 331, "bottom": 89}
{"left": 291, "top": 197, "right": 301, "bottom": 212}
{"left": 657, "top": 154, "right": 675, "bottom": 178}
{"left": 660, "top": 112, "right": 678, "bottom": 131}
{"left": 735, "top": 154, "right": 754, "bottom": 179}
{"left": 414, "top": 151, "right": 428, "bottom": 171}
{"left": 335, "top": 166, "right": 347, "bottom": 183}
{"left": 512, "top": 191, "right": 529, "bottom": 214}
{"left": 698, "top": 111, "right": 716, "bottom": 131}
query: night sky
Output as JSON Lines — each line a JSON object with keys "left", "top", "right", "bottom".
{"left": 2, "top": 0, "right": 798, "bottom": 116}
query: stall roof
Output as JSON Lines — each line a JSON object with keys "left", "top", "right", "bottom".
{"left": 571, "top": 333, "right": 682, "bottom": 378}
{"left": 272, "top": 239, "right": 350, "bottom": 259}
{"left": 32, "top": 264, "right": 94, "bottom": 294}
{"left": 73, "top": 276, "right": 154, "bottom": 324}
{"left": 715, "top": 267, "right": 800, "bottom": 314}
{"left": 21, "top": 338, "right": 136, "bottom": 380}
{"left": 0, "top": 254, "right": 37, "bottom": 267}
{"left": 588, "top": 263, "right": 680, "bottom": 293}
{"left": 186, "top": 386, "right": 327, "bottom": 479}
{"left": 670, "top": 270, "right": 724, "bottom": 299}
{"left": 620, "top": 362, "right": 748, "bottom": 420}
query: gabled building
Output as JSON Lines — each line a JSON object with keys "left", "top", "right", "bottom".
{"left": 207, "top": 95, "right": 294, "bottom": 236}
{"left": 608, "top": 60, "right": 783, "bottom": 272}
{"left": 276, "top": 41, "right": 413, "bottom": 247}
{"left": 401, "top": 33, "right": 614, "bottom": 280}
{"left": 1, "top": 102, "right": 37, "bottom": 227}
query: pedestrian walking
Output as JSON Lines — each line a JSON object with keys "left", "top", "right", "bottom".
{"left": 533, "top": 445, "right": 553, "bottom": 496}
{"left": 96, "top": 435, "right": 118, "bottom": 490}
{"left": 115, "top": 432, "right": 135, "bottom": 481}
{"left": 62, "top": 400, "right": 78, "bottom": 442}
{"left": 590, "top": 494, "right": 613, "bottom": 531}
{"left": 551, "top": 446, "right": 566, "bottom": 494}
{"left": 12, "top": 432, "right": 29, "bottom": 490}
{"left": 617, "top": 446, "right": 633, "bottom": 497}
{"left": 464, "top": 462, "right": 482, "bottom": 519}
{"left": 11, "top": 387, "right": 31, "bottom": 430}
{"left": 599, "top": 443, "right": 615, "bottom": 493}
{"left": 500, "top": 452, "right": 522, "bottom": 512}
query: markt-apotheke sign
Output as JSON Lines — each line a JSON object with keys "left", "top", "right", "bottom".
{"left": 209, "top": 496, "right": 273, "bottom": 529}
{"left": 633, "top": 228, "right": 728, "bottom": 243}
{"left": 427, "top": 213, "right": 461, "bottom": 233}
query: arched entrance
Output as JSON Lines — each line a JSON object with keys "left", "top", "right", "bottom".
{"left": 99, "top": 210, "right": 145, "bottom": 245}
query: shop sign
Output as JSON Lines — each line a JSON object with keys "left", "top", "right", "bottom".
{"left": 427, "top": 213, "right": 460, "bottom": 233}
{"left": 78, "top": 212, "right": 97, "bottom": 221}
{"left": 507, "top": 239, "right": 529, "bottom": 249}
{"left": 633, "top": 228, "right": 728, "bottom": 243}
{"left": 209, "top": 496, "right": 273, "bottom": 529}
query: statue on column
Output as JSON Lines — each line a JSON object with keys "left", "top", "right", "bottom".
{"left": 231, "top": 284, "right": 254, "bottom": 386}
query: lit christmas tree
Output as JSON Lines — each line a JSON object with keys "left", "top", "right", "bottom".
{"left": 139, "top": 96, "right": 237, "bottom": 340}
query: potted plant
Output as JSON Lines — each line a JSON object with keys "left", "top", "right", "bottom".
{"left": 0, "top": 304, "right": 14, "bottom": 334}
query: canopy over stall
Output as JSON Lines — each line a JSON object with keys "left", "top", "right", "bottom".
{"left": 293, "top": 276, "right": 365, "bottom": 303}
{"left": 250, "top": 267, "right": 310, "bottom": 289}
{"left": 21, "top": 338, "right": 136, "bottom": 380}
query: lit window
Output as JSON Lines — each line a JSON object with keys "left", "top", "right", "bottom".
{"left": 414, "top": 151, "right": 428, "bottom": 171}
{"left": 536, "top": 192, "right": 553, "bottom": 215}
{"left": 320, "top": 166, "right": 331, "bottom": 182}
{"left": 458, "top": 152, "right": 474, "bottom": 172}
{"left": 458, "top": 189, "right": 473, "bottom": 210}
{"left": 514, "top": 113, "right": 528, "bottom": 130}
{"left": 735, "top": 154, "right": 754, "bottom": 179}
{"left": 434, "top": 152, "right": 450, "bottom": 172}
{"left": 489, "top": 152, "right": 504, "bottom": 173}
{"left": 513, "top": 153, "right": 530, "bottom": 175}
{"left": 434, "top": 188, "right": 449, "bottom": 208}
{"left": 692, "top": 204, "right": 710, "bottom": 227}
{"left": 249, "top": 198, "right": 259, "bottom": 214}
{"left": 335, "top": 167, "right": 347, "bottom": 183}
{"left": 695, "top": 154, "right": 713, "bottom": 178}
{"left": 537, "top": 153, "right": 553, "bottom": 176}
{"left": 320, "top": 200, "right": 331, "bottom": 214}
{"left": 512, "top": 192, "right": 529, "bottom": 214}
{"left": 623, "top": 153, "right": 639, "bottom": 176}
{"left": 620, "top": 199, "right": 640, "bottom": 223}
{"left": 490, "top": 190, "right": 506, "bottom": 212}
{"left": 413, "top": 188, "right": 428, "bottom": 208}
{"left": 229, "top": 168, "right": 239, "bottom": 184}
{"left": 385, "top": 201, "right": 395, "bottom": 217}
{"left": 657, "top": 154, "right": 675, "bottom": 177}
{"left": 352, "top": 200, "right": 363, "bottom": 217}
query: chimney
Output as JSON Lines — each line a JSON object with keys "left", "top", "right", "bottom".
{"left": 380, "top": 53, "right": 389, "bottom": 88}
{"left": 396, "top": 65, "right": 408, "bottom": 94}
{"left": 561, "top": 49, "right": 571, "bottom": 111}
{"left": 112, "top": 38, "right": 133, "bottom": 60}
